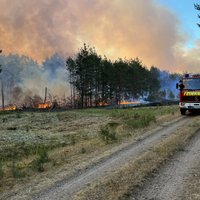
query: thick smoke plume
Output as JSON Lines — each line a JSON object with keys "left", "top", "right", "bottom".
{"left": 0, "top": 0, "right": 199, "bottom": 72}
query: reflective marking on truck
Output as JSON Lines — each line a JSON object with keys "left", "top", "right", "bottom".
{"left": 183, "top": 92, "right": 200, "bottom": 96}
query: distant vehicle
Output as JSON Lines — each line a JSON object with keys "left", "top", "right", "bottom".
{"left": 176, "top": 74, "right": 200, "bottom": 115}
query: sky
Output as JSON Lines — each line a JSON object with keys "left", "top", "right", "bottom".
{"left": 0, "top": 0, "right": 200, "bottom": 73}
{"left": 158, "top": 0, "right": 199, "bottom": 47}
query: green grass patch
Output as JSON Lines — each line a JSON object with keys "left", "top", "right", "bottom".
{"left": 31, "top": 146, "right": 49, "bottom": 172}
{"left": 125, "top": 114, "right": 156, "bottom": 129}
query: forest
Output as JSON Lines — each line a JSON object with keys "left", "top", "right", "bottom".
{"left": 66, "top": 44, "right": 180, "bottom": 108}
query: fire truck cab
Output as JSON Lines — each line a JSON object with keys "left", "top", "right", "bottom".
{"left": 176, "top": 74, "right": 200, "bottom": 115}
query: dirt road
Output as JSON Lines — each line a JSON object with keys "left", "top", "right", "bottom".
{"left": 30, "top": 116, "right": 193, "bottom": 200}
{"left": 130, "top": 127, "right": 200, "bottom": 200}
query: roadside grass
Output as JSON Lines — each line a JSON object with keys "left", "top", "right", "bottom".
{"left": 0, "top": 106, "right": 179, "bottom": 193}
{"left": 72, "top": 117, "right": 200, "bottom": 200}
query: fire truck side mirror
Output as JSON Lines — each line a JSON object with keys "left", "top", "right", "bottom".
{"left": 176, "top": 83, "right": 179, "bottom": 89}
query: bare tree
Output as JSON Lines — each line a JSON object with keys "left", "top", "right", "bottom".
{"left": 0, "top": 50, "right": 4, "bottom": 110}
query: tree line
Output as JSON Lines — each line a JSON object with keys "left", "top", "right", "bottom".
{"left": 0, "top": 46, "right": 179, "bottom": 108}
{"left": 66, "top": 44, "right": 161, "bottom": 108}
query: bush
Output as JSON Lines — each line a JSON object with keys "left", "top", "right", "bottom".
{"left": 11, "top": 161, "right": 25, "bottom": 178}
{"left": 31, "top": 146, "right": 49, "bottom": 172}
{"left": 99, "top": 122, "right": 118, "bottom": 143}
{"left": 125, "top": 113, "right": 156, "bottom": 129}
{"left": 141, "top": 114, "right": 156, "bottom": 127}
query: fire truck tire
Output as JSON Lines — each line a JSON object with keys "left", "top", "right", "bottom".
{"left": 180, "top": 108, "right": 186, "bottom": 115}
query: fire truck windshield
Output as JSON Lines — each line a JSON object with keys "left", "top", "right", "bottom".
{"left": 183, "top": 78, "right": 200, "bottom": 90}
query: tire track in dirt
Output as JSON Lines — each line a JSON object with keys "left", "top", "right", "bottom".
{"left": 32, "top": 116, "right": 193, "bottom": 200}
{"left": 129, "top": 128, "right": 200, "bottom": 200}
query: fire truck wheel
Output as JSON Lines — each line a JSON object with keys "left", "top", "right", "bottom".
{"left": 180, "top": 108, "right": 186, "bottom": 115}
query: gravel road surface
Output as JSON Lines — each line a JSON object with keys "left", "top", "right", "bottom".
{"left": 130, "top": 127, "right": 200, "bottom": 200}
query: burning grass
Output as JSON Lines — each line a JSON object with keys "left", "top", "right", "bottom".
{"left": 0, "top": 105, "right": 17, "bottom": 111}
{"left": 0, "top": 106, "right": 179, "bottom": 194}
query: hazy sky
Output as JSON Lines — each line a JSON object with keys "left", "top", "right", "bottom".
{"left": 158, "top": 0, "right": 199, "bottom": 47}
{"left": 0, "top": 0, "right": 199, "bottom": 73}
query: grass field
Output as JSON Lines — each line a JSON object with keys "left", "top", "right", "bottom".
{"left": 73, "top": 117, "right": 200, "bottom": 200}
{"left": 0, "top": 106, "right": 179, "bottom": 192}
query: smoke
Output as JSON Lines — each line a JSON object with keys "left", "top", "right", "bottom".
{"left": 0, "top": 54, "right": 69, "bottom": 106}
{"left": 0, "top": 0, "right": 199, "bottom": 72}
{"left": 158, "top": 70, "right": 180, "bottom": 100}
{"left": 174, "top": 39, "right": 200, "bottom": 73}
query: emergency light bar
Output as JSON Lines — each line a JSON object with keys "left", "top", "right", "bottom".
{"left": 184, "top": 74, "right": 200, "bottom": 78}
{"left": 184, "top": 74, "right": 189, "bottom": 78}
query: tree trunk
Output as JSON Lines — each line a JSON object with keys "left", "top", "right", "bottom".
{"left": 1, "top": 81, "right": 4, "bottom": 110}
{"left": 44, "top": 87, "right": 47, "bottom": 104}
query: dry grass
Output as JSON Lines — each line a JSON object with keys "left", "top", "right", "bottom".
{"left": 0, "top": 106, "right": 180, "bottom": 194}
{"left": 73, "top": 117, "right": 200, "bottom": 200}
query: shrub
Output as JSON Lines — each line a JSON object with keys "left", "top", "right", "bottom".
{"left": 11, "top": 161, "right": 25, "bottom": 178}
{"left": 32, "top": 159, "right": 44, "bottom": 172}
{"left": 141, "top": 114, "right": 156, "bottom": 127}
{"left": 38, "top": 146, "right": 49, "bottom": 162}
{"left": 99, "top": 122, "right": 118, "bottom": 143}
{"left": 31, "top": 146, "right": 49, "bottom": 172}
{"left": 125, "top": 113, "right": 156, "bottom": 129}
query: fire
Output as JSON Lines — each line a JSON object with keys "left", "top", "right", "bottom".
{"left": 99, "top": 102, "right": 109, "bottom": 106}
{"left": 98, "top": 101, "right": 140, "bottom": 106}
{"left": 37, "top": 102, "right": 51, "bottom": 109}
{"left": 119, "top": 101, "right": 139, "bottom": 105}
{"left": 0, "top": 105, "right": 17, "bottom": 111}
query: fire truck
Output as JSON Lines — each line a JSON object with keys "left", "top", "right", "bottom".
{"left": 176, "top": 74, "right": 200, "bottom": 115}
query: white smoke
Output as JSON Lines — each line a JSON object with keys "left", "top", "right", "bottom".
{"left": 0, "top": 53, "right": 69, "bottom": 106}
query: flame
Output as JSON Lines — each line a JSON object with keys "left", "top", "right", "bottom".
{"left": 98, "top": 101, "right": 140, "bottom": 106}
{"left": 119, "top": 101, "right": 139, "bottom": 105}
{"left": 99, "top": 102, "right": 109, "bottom": 106}
{"left": 37, "top": 102, "right": 51, "bottom": 109}
{"left": 0, "top": 105, "right": 17, "bottom": 111}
